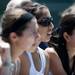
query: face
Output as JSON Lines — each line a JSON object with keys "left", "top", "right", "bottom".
{"left": 14, "top": 17, "right": 40, "bottom": 52}
{"left": 38, "top": 8, "right": 54, "bottom": 42}
{"left": 66, "top": 29, "right": 75, "bottom": 48}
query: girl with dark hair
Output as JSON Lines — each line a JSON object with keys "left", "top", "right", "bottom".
{"left": 11, "top": 1, "right": 67, "bottom": 75}
{"left": 0, "top": 0, "right": 67, "bottom": 75}
{"left": 48, "top": 14, "right": 75, "bottom": 75}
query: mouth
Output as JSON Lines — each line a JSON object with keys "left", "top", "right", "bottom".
{"left": 47, "top": 34, "right": 52, "bottom": 37}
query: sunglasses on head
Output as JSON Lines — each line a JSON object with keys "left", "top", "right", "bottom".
{"left": 38, "top": 16, "right": 53, "bottom": 27}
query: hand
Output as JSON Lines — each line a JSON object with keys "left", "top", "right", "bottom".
{"left": 0, "top": 37, "right": 11, "bottom": 65}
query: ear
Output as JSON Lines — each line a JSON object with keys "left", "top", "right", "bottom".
{"left": 63, "top": 32, "right": 71, "bottom": 42}
{"left": 9, "top": 32, "right": 18, "bottom": 43}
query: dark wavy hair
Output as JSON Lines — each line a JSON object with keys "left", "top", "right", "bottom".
{"left": 48, "top": 14, "right": 75, "bottom": 75}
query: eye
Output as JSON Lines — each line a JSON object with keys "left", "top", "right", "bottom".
{"left": 38, "top": 16, "right": 53, "bottom": 26}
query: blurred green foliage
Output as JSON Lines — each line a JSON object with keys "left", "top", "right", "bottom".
{"left": 0, "top": 0, "right": 9, "bottom": 15}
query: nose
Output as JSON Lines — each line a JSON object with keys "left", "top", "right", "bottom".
{"left": 48, "top": 22, "right": 54, "bottom": 34}
{"left": 50, "top": 22, "right": 54, "bottom": 29}
{"left": 48, "top": 26, "right": 53, "bottom": 34}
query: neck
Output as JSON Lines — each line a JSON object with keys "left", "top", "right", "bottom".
{"left": 67, "top": 44, "right": 75, "bottom": 60}
{"left": 10, "top": 45, "right": 23, "bottom": 61}
{"left": 32, "top": 47, "right": 39, "bottom": 54}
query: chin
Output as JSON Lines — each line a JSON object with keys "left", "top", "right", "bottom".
{"left": 44, "top": 39, "right": 50, "bottom": 42}
{"left": 46, "top": 38, "right": 50, "bottom": 42}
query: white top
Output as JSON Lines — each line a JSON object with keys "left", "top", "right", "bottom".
{"left": 26, "top": 47, "right": 46, "bottom": 75}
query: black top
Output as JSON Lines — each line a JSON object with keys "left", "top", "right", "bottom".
{"left": 39, "top": 42, "right": 48, "bottom": 50}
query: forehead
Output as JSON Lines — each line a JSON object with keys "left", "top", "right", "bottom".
{"left": 27, "top": 17, "right": 38, "bottom": 30}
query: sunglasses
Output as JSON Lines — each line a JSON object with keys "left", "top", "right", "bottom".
{"left": 38, "top": 17, "right": 53, "bottom": 27}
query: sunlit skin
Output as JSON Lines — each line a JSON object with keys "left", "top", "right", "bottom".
{"left": 0, "top": 8, "right": 41, "bottom": 75}
{"left": 19, "top": 6, "right": 67, "bottom": 75}
{"left": 9, "top": 17, "right": 40, "bottom": 61}
{"left": 38, "top": 7, "right": 67, "bottom": 75}
{"left": 0, "top": 1, "right": 67, "bottom": 75}
{"left": 38, "top": 8, "right": 54, "bottom": 42}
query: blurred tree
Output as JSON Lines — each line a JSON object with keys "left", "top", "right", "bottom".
{"left": 0, "top": 0, "right": 9, "bottom": 15}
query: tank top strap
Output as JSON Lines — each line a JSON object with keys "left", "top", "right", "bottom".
{"left": 26, "top": 52, "right": 35, "bottom": 67}
{"left": 37, "top": 47, "right": 46, "bottom": 73}
{"left": 26, "top": 48, "right": 46, "bottom": 75}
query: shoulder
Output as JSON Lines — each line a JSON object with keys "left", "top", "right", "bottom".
{"left": 45, "top": 48, "right": 67, "bottom": 75}
{"left": 45, "top": 47, "right": 61, "bottom": 64}
{"left": 45, "top": 47, "right": 58, "bottom": 57}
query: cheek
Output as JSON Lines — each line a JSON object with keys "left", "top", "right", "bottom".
{"left": 70, "top": 36, "right": 75, "bottom": 46}
{"left": 43, "top": 30, "right": 48, "bottom": 38}
{"left": 40, "top": 30, "right": 47, "bottom": 37}
{"left": 25, "top": 37, "right": 35, "bottom": 46}
{"left": 40, "top": 31, "right": 48, "bottom": 42}
{"left": 28, "top": 38, "right": 35, "bottom": 44}
{"left": 21, "top": 38, "right": 35, "bottom": 51}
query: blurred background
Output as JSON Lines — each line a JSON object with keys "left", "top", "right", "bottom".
{"left": 0, "top": 0, "right": 75, "bottom": 27}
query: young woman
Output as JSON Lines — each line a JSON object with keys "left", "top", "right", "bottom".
{"left": 48, "top": 14, "right": 75, "bottom": 75}
{"left": 0, "top": 7, "right": 40, "bottom": 75}
{"left": 11, "top": 1, "right": 67, "bottom": 75}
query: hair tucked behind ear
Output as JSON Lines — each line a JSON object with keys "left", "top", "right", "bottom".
{"left": 1, "top": 8, "right": 32, "bottom": 42}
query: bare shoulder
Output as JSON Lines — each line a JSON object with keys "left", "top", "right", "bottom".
{"left": 45, "top": 47, "right": 60, "bottom": 62}
{"left": 44, "top": 47, "right": 60, "bottom": 66}
{"left": 45, "top": 47, "right": 67, "bottom": 75}
{"left": 45, "top": 47, "right": 58, "bottom": 58}
{"left": 45, "top": 47, "right": 61, "bottom": 66}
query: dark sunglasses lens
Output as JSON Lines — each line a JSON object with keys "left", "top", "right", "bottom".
{"left": 38, "top": 17, "right": 53, "bottom": 26}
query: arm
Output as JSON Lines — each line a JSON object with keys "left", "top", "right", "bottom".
{"left": 0, "top": 39, "right": 12, "bottom": 75}
{"left": 45, "top": 47, "right": 67, "bottom": 75}
{"left": 0, "top": 48, "right": 13, "bottom": 75}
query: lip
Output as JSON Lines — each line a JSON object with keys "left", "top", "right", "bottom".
{"left": 47, "top": 33, "right": 52, "bottom": 36}
{"left": 47, "top": 34, "right": 52, "bottom": 39}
